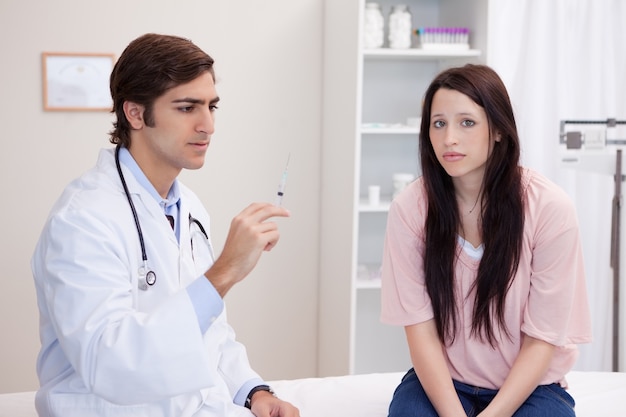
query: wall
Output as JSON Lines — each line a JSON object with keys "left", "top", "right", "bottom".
{"left": 0, "top": 0, "right": 322, "bottom": 393}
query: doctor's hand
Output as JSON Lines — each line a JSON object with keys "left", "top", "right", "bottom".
{"left": 205, "top": 202, "right": 290, "bottom": 297}
{"left": 250, "top": 391, "right": 300, "bottom": 417}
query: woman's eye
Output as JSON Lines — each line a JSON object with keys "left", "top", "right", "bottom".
{"left": 461, "top": 119, "right": 475, "bottom": 127}
{"left": 433, "top": 120, "right": 445, "bottom": 128}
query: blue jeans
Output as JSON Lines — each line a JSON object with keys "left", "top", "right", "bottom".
{"left": 388, "top": 368, "right": 576, "bottom": 417}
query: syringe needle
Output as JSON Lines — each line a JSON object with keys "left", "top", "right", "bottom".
{"left": 275, "top": 153, "right": 290, "bottom": 206}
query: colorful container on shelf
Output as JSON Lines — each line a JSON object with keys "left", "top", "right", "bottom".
{"left": 414, "top": 27, "right": 470, "bottom": 50}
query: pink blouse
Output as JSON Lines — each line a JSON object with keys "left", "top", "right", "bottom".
{"left": 380, "top": 168, "right": 592, "bottom": 389}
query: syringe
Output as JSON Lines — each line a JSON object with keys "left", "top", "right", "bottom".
{"left": 275, "top": 153, "right": 290, "bottom": 206}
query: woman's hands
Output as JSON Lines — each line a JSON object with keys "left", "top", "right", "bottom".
{"left": 477, "top": 335, "right": 555, "bottom": 417}
{"left": 406, "top": 320, "right": 468, "bottom": 417}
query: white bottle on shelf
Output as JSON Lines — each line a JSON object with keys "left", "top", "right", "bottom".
{"left": 363, "top": 3, "right": 385, "bottom": 49}
{"left": 388, "top": 4, "right": 412, "bottom": 49}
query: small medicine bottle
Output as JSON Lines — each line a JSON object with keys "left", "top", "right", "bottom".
{"left": 363, "top": 2, "right": 385, "bottom": 49}
{"left": 388, "top": 4, "right": 412, "bottom": 49}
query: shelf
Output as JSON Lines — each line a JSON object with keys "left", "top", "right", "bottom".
{"left": 359, "top": 199, "right": 391, "bottom": 212}
{"left": 319, "top": 0, "right": 489, "bottom": 377}
{"left": 363, "top": 47, "right": 481, "bottom": 61}
{"left": 356, "top": 263, "right": 382, "bottom": 289}
{"left": 355, "top": 278, "right": 382, "bottom": 289}
{"left": 361, "top": 124, "right": 419, "bottom": 135}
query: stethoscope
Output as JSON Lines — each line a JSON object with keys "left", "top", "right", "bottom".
{"left": 115, "top": 145, "right": 210, "bottom": 291}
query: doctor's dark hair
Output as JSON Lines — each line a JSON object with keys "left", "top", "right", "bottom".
{"left": 108, "top": 33, "right": 215, "bottom": 147}
{"left": 418, "top": 64, "right": 524, "bottom": 347}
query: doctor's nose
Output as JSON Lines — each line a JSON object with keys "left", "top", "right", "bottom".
{"left": 197, "top": 110, "right": 215, "bottom": 136}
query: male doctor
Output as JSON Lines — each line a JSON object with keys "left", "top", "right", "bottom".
{"left": 31, "top": 33, "right": 299, "bottom": 417}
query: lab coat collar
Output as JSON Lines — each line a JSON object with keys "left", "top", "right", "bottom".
{"left": 116, "top": 146, "right": 181, "bottom": 210}
{"left": 98, "top": 148, "right": 179, "bottom": 246}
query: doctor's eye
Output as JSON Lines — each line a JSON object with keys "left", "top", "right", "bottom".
{"left": 178, "top": 106, "right": 195, "bottom": 113}
{"left": 209, "top": 104, "right": 219, "bottom": 112}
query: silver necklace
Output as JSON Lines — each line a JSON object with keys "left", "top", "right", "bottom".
{"left": 468, "top": 197, "right": 480, "bottom": 214}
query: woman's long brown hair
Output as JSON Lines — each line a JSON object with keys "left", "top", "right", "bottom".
{"left": 419, "top": 64, "right": 524, "bottom": 347}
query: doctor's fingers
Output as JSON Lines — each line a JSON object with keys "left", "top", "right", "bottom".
{"left": 253, "top": 222, "right": 282, "bottom": 253}
{"left": 229, "top": 223, "right": 281, "bottom": 255}
{"left": 237, "top": 202, "right": 291, "bottom": 223}
{"left": 229, "top": 205, "right": 285, "bottom": 244}
{"left": 222, "top": 219, "right": 281, "bottom": 260}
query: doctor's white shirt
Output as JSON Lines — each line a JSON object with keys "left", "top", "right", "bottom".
{"left": 32, "top": 148, "right": 264, "bottom": 417}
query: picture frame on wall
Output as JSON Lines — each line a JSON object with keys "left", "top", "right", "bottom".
{"left": 42, "top": 52, "right": 115, "bottom": 111}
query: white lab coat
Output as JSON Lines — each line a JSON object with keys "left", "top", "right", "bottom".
{"left": 32, "top": 148, "right": 258, "bottom": 417}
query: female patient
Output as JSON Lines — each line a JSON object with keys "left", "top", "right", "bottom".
{"left": 380, "top": 64, "right": 591, "bottom": 417}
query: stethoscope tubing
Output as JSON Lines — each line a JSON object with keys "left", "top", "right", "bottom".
{"left": 115, "top": 145, "right": 149, "bottom": 265}
{"left": 115, "top": 145, "right": 155, "bottom": 289}
{"left": 115, "top": 145, "right": 211, "bottom": 289}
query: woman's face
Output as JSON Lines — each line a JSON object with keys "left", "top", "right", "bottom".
{"left": 428, "top": 88, "right": 496, "bottom": 182}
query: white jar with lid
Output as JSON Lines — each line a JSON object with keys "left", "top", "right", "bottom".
{"left": 388, "top": 4, "right": 412, "bottom": 49}
{"left": 363, "top": 2, "right": 385, "bottom": 49}
{"left": 392, "top": 173, "right": 416, "bottom": 199}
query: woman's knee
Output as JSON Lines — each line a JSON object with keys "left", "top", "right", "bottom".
{"left": 388, "top": 369, "right": 439, "bottom": 417}
{"left": 513, "top": 384, "right": 575, "bottom": 417}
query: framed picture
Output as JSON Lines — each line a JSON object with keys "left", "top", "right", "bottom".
{"left": 42, "top": 52, "right": 115, "bottom": 111}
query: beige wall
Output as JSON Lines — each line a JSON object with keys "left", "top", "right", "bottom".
{"left": 0, "top": 0, "right": 322, "bottom": 393}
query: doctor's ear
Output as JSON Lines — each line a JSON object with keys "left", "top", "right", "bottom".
{"left": 123, "top": 101, "right": 146, "bottom": 129}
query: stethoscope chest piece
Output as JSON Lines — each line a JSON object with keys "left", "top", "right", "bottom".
{"left": 138, "top": 265, "right": 157, "bottom": 291}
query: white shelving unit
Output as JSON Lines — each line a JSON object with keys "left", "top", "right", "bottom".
{"left": 364, "top": 48, "right": 482, "bottom": 59}
{"left": 319, "top": 0, "right": 489, "bottom": 377}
